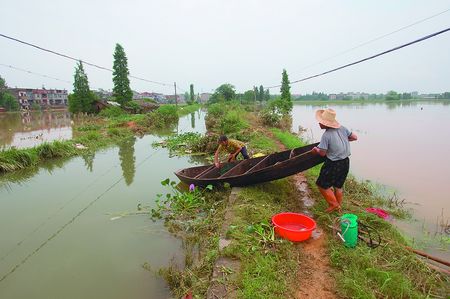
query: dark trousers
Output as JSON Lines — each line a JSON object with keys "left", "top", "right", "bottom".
{"left": 228, "top": 146, "right": 250, "bottom": 161}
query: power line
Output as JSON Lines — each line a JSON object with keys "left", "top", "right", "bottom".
{"left": 290, "top": 8, "right": 450, "bottom": 74}
{"left": 0, "top": 33, "right": 172, "bottom": 87}
{"left": 0, "top": 63, "right": 72, "bottom": 84}
{"left": 267, "top": 27, "right": 450, "bottom": 89}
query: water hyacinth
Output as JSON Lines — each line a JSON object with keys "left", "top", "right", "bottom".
{"left": 189, "top": 184, "right": 195, "bottom": 192}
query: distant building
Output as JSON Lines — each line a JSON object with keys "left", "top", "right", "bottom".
{"left": 199, "top": 93, "right": 211, "bottom": 103}
{"left": 165, "top": 94, "right": 184, "bottom": 104}
{"left": 8, "top": 88, "right": 68, "bottom": 109}
{"left": 329, "top": 94, "right": 337, "bottom": 100}
{"left": 94, "top": 89, "right": 113, "bottom": 100}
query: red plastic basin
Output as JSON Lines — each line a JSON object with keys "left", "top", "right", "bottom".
{"left": 272, "top": 212, "right": 316, "bottom": 242}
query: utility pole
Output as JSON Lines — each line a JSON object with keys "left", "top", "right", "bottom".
{"left": 174, "top": 82, "right": 178, "bottom": 107}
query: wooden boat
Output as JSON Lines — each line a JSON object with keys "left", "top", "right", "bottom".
{"left": 175, "top": 142, "right": 325, "bottom": 187}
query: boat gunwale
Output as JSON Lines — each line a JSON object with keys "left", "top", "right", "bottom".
{"left": 175, "top": 143, "right": 319, "bottom": 184}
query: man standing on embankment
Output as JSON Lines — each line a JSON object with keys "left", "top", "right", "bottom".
{"left": 312, "top": 108, "right": 358, "bottom": 212}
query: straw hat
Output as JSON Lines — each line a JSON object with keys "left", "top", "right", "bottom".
{"left": 315, "top": 108, "right": 340, "bottom": 128}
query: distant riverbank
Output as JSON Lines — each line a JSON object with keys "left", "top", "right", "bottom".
{"left": 293, "top": 98, "right": 450, "bottom": 105}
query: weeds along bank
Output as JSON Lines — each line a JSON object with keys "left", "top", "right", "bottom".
{"left": 0, "top": 104, "right": 200, "bottom": 173}
{"left": 155, "top": 102, "right": 448, "bottom": 298}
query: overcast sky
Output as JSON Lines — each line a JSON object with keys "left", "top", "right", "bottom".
{"left": 1, "top": 0, "right": 449, "bottom": 95}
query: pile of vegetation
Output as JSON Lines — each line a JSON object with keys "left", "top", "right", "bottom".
{"left": 154, "top": 132, "right": 218, "bottom": 155}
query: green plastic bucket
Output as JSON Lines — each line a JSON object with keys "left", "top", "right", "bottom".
{"left": 340, "top": 214, "right": 358, "bottom": 248}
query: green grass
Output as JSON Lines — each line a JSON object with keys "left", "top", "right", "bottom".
{"left": 248, "top": 132, "right": 278, "bottom": 153}
{"left": 270, "top": 128, "right": 305, "bottom": 149}
{"left": 220, "top": 180, "right": 302, "bottom": 298}
{"left": 0, "top": 141, "right": 79, "bottom": 172}
{"left": 0, "top": 148, "right": 38, "bottom": 172}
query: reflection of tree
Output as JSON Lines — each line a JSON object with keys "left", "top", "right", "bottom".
{"left": 152, "top": 122, "right": 178, "bottom": 137}
{"left": 82, "top": 152, "right": 96, "bottom": 172}
{"left": 119, "top": 137, "right": 136, "bottom": 186}
{"left": 190, "top": 113, "right": 195, "bottom": 129}
{"left": 386, "top": 102, "right": 400, "bottom": 110}
{"left": 188, "top": 154, "right": 209, "bottom": 165}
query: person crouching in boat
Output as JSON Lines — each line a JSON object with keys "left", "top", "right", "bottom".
{"left": 214, "top": 135, "right": 250, "bottom": 168}
{"left": 311, "top": 108, "right": 358, "bottom": 213}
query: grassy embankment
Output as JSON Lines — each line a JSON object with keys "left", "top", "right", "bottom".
{"left": 155, "top": 102, "right": 448, "bottom": 298}
{"left": 0, "top": 104, "right": 200, "bottom": 173}
{"left": 270, "top": 128, "right": 449, "bottom": 298}
{"left": 154, "top": 102, "right": 310, "bottom": 298}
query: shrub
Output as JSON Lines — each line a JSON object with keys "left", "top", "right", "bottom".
{"left": 123, "top": 101, "right": 142, "bottom": 114}
{"left": 36, "top": 141, "right": 75, "bottom": 159}
{"left": 207, "top": 103, "right": 225, "bottom": 118}
{"left": 147, "top": 105, "right": 178, "bottom": 128}
{"left": 219, "top": 111, "right": 248, "bottom": 134}
{"left": 99, "top": 106, "right": 126, "bottom": 118}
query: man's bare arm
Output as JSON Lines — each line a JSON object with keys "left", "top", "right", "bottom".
{"left": 312, "top": 147, "right": 327, "bottom": 157}
{"left": 348, "top": 133, "right": 358, "bottom": 142}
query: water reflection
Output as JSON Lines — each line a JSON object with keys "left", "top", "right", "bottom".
{"left": 0, "top": 111, "right": 73, "bottom": 149}
{"left": 190, "top": 113, "right": 195, "bottom": 129}
{"left": 81, "top": 152, "right": 96, "bottom": 172}
{"left": 118, "top": 137, "right": 136, "bottom": 186}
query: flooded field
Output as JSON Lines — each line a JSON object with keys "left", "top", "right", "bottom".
{"left": 0, "top": 111, "right": 73, "bottom": 149}
{"left": 292, "top": 101, "right": 450, "bottom": 259}
{"left": 0, "top": 111, "right": 206, "bottom": 299}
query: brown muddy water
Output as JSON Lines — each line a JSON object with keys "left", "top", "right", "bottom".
{"left": 0, "top": 111, "right": 73, "bottom": 149}
{"left": 0, "top": 110, "right": 206, "bottom": 299}
{"left": 292, "top": 101, "right": 450, "bottom": 260}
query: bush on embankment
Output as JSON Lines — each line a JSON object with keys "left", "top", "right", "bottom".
{"left": 205, "top": 102, "right": 248, "bottom": 134}
{"left": 146, "top": 105, "right": 178, "bottom": 128}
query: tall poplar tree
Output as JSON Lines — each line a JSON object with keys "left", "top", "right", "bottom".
{"left": 69, "top": 61, "right": 94, "bottom": 113}
{"left": 189, "top": 84, "right": 195, "bottom": 104}
{"left": 259, "top": 85, "right": 264, "bottom": 102}
{"left": 280, "top": 69, "right": 292, "bottom": 114}
{"left": 112, "top": 43, "right": 132, "bottom": 105}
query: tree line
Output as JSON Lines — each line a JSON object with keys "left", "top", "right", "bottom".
{"left": 208, "top": 68, "right": 293, "bottom": 114}
{"left": 0, "top": 76, "right": 20, "bottom": 111}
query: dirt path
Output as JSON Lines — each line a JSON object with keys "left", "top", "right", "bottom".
{"left": 293, "top": 173, "right": 337, "bottom": 299}
{"left": 259, "top": 122, "right": 338, "bottom": 298}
